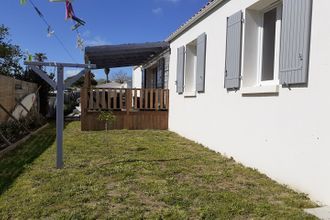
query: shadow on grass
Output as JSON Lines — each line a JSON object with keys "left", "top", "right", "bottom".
{"left": 0, "top": 123, "right": 56, "bottom": 195}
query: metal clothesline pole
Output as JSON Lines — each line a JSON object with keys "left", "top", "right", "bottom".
{"left": 24, "top": 61, "right": 96, "bottom": 169}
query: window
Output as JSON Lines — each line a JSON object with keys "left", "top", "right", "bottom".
{"left": 176, "top": 33, "right": 206, "bottom": 95}
{"left": 184, "top": 40, "right": 197, "bottom": 94}
{"left": 243, "top": 2, "right": 282, "bottom": 88}
{"left": 261, "top": 8, "right": 277, "bottom": 81}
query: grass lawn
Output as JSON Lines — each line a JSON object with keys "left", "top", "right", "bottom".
{"left": 0, "top": 122, "right": 317, "bottom": 219}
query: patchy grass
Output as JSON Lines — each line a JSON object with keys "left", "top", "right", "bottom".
{"left": 0, "top": 122, "right": 317, "bottom": 219}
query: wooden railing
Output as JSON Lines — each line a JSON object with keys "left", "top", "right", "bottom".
{"left": 87, "top": 88, "right": 169, "bottom": 112}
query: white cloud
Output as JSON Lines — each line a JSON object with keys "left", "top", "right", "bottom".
{"left": 152, "top": 7, "right": 163, "bottom": 15}
{"left": 85, "top": 36, "right": 110, "bottom": 46}
{"left": 80, "top": 30, "right": 110, "bottom": 46}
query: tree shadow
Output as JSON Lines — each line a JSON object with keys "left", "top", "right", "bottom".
{"left": 0, "top": 123, "right": 56, "bottom": 195}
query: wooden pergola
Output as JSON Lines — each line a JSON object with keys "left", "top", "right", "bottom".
{"left": 85, "top": 41, "right": 169, "bottom": 68}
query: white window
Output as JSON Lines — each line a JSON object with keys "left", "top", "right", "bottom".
{"left": 184, "top": 40, "right": 197, "bottom": 95}
{"left": 243, "top": 1, "right": 282, "bottom": 89}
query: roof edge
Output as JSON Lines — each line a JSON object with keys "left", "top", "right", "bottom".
{"left": 166, "top": 0, "right": 225, "bottom": 42}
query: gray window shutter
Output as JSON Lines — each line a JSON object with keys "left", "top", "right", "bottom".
{"left": 224, "top": 11, "right": 243, "bottom": 89}
{"left": 196, "top": 33, "right": 207, "bottom": 92}
{"left": 279, "top": 0, "right": 313, "bottom": 85}
{"left": 176, "top": 46, "right": 185, "bottom": 94}
{"left": 157, "top": 58, "right": 165, "bottom": 88}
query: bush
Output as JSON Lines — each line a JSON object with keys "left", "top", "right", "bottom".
{"left": 0, "top": 110, "right": 46, "bottom": 145}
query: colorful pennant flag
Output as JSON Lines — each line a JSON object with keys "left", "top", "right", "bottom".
{"left": 19, "top": 0, "right": 27, "bottom": 5}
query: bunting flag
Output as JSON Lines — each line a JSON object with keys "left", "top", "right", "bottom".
{"left": 76, "top": 33, "right": 84, "bottom": 51}
{"left": 62, "top": 0, "right": 86, "bottom": 30}
{"left": 47, "top": 26, "right": 55, "bottom": 37}
{"left": 19, "top": 0, "right": 27, "bottom": 5}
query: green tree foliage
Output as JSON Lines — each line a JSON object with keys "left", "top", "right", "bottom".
{"left": 67, "top": 72, "right": 97, "bottom": 88}
{"left": 20, "top": 52, "right": 54, "bottom": 116}
{"left": 0, "top": 25, "right": 23, "bottom": 77}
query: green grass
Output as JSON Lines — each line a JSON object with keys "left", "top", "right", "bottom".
{"left": 0, "top": 122, "right": 317, "bottom": 219}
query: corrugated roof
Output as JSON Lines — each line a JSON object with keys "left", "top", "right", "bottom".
{"left": 166, "top": 0, "right": 225, "bottom": 42}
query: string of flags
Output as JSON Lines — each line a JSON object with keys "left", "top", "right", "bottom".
{"left": 19, "top": 0, "right": 86, "bottom": 52}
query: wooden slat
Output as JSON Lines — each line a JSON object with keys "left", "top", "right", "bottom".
{"left": 155, "top": 89, "right": 159, "bottom": 111}
{"left": 119, "top": 89, "right": 123, "bottom": 110}
{"left": 101, "top": 89, "right": 106, "bottom": 109}
{"left": 95, "top": 89, "right": 100, "bottom": 110}
{"left": 126, "top": 89, "right": 132, "bottom": 114}
{"left": 134, "top": 89, "right": 138, "bottom": 110}
{"left": 150, "top": 89, "right": 154, "bottom": 109}
{"left": 160, "top": 89, "right": 164, "bottom": 110}
{"left": 114, "top": 89, "right": 117, "bottom": 109}
{"left": 89, "top": 90, "right": 94, "bottom": 109}
{"left": 139, "top": 89, "right": 143, "bottom": 109}
{"left": 107, "top": 89, "right": 111, "bottom": 109}
{"left": 165, "top": 90, "right": 169, "bottom": 110}
{"left": 144, "top": 89, "right": 148, "bottom": 110}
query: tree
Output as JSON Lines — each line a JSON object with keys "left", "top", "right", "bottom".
{"left": 34, "top": 53, "right": 48, "bottom": 70}
{"left": 98, "top": 111, "right": 116, "bottom": 147}
{"left": 112, "top": 71, "right": 130, "bottom": 84}
{"left": 67, "top": 72, "right": 97, "bottom": 88}
{"left": 22, "top": 52, "right": 54, "bottom": 116}
{"left": 34, "top": 53, "right": 47, "bottom": 62}
{"left": 96, "top": 78, "right": 107, "bottom": 85}
{"left": 0, "top": 24, "right": 23, "bottom": 77}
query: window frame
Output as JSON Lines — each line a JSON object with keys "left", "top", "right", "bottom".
{"left": 183, "top": 39, "right": 198, "bottom": 96}
{"left": 257, "top": 3, "right": 282, "bottom": 86}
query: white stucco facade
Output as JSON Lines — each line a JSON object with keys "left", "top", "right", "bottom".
{"left": 168, "top": 0, "right": 330, "bottom": 205}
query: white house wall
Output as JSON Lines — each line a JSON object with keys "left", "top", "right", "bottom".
{"left": 132, "top": 66, "right": 142, "bottom": 88}
{"left": 168, "top": 0, "right": 330, "bottom": 205}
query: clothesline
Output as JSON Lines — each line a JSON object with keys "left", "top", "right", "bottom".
{"left": 20, "top": 0, "right": 87, "bottom": 61}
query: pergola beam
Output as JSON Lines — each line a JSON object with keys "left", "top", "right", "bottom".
{"left": 85, "top": 41, "right": 169, "bottom": 69}
{"left": 85, "top": 42, "right": 169, "bottom": 53}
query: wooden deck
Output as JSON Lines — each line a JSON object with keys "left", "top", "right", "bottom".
{"left": 81, "top": 88, "right": 169, "bottom": 131}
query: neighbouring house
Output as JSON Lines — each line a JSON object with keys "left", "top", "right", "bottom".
{"left": 96, "top": 81, "right": 130, "bottom": 89}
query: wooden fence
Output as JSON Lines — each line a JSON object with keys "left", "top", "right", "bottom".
{"left": 81, "top": 88, "right": 169, "bottom": 130}
{"left": 0, "top": 75, "right": 38, "bottom": 123}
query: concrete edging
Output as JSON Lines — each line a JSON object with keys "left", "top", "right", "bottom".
{"left": 0, "top": 123, "right": 49, "bottom": 158}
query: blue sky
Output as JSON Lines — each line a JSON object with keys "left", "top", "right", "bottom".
{"left": 0, "top": 0, "right": 208, "bottom": 79}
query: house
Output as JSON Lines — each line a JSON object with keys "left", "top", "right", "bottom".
{"left": 96, "top": 81, "right": 130, "bottom": 89}
{"left": 132, "top": 48, "right": 170, "bottom": 89}
{"left": 131, "top": 0, "right": 330, "bottom": 205}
